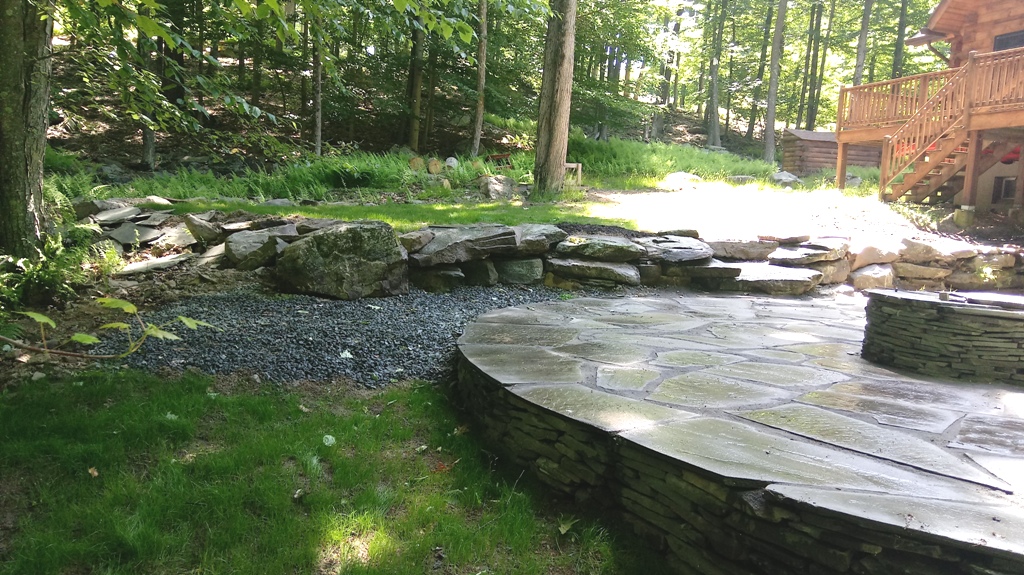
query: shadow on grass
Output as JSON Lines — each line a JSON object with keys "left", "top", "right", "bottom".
{"left": 0, "top": 371, "right": 672, "bottom": 575}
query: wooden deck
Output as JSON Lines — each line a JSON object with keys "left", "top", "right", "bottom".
{"left": 836, "top": 47, "right": 1024, "bottom": 205}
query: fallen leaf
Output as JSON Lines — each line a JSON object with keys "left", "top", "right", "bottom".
{"left": 298, "top": 404, "right": 311, "bottom": 413}
{"left": 88, "top": 467, "right": 99, "bottom": 478}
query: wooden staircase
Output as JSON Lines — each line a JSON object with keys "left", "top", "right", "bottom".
{"left": 900, "top": 141, "right": 1017, "bottom": 203}
{"left": 880, "top": 64, "right": 970, "bottom": 201}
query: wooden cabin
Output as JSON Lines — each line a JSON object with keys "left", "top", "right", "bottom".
{"left": 835, "top": 0, "right": 1024, "bottom": 222}
{"left": 782, "top": 129, "right": 881, "bottom": 177}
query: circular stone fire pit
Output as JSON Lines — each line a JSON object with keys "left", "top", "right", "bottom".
{"left": 863, "top": 289, "right": 1024, "bottom": 384}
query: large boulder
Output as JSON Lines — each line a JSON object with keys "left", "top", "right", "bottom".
{"left": 275, "top": 221, "right": 408, "bottom": 299}
{"left": 410, "top": 224, "right": 517, "bottom": 267}
{"left": 480, "top": 175, "right": 517, "bottom": 200}
{"left": 399, "top": 229, "right": 435, "bottom": 253}
{"left": 512, "top": 224, "right": 567, "bottom": 255}
{"left": 185, "top": 214, "right": 223, "bottom": 243}
{"left": 634, "top": 236, "right": 714, "bottom": 263}
{"left": 806, "top": 258, "right": 852, "bottom": 285}
{"left": 849, "top": 264, "right": 895, "bottom": 290}
{"left": 553, "top": 235, "right": 644, "bottom": 262}
{"left": 899, "top": 238, "right": 977, "bottom": 265}
{"left": 891, "top": 262, "right": 952, "bottom": 280}
{"left": 849, "top": 241, "right": 901, "bottom": 271}
{"left": 705, "top": 239, "right": 779, "bottom": 261}
{"left": 494, "top": 258, "right": 545, "bottom": 284}
{"left": 460, "top": 260, "right": 499, "bottom": 286}
{"left": 545, "top": 257, "right": 641, "bottom": 285}
{"left": 225, "top": 230, "right": 281, "bottom": 271}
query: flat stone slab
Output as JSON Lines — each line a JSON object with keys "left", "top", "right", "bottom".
{"left": 738, "top": 403, "right": 1007, "bottom": 489}
{"left": 725, "top": 263, "right": 823, "bottom": 295}
{"left": 113, "top": 253, "right": 195, "bottom": 276}
{"left": 456, "top": 294, "right": 1024, "bottom": 568}
{"left": 768, "top": 484, "right": 1024, "bottom": 558}
{"left": 513, "top": 384, "right": 693, "bottom": 432}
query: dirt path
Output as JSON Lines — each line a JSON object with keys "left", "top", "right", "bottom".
{"left": 584, "top": 183, "right": 932, "bottom": 246}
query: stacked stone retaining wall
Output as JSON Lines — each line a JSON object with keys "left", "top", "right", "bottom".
{"left": 863, "top": 290, "right": 1024, "bottom": 384}
{"left": 457, "top": 354, "right": 1024, "bottom": 575}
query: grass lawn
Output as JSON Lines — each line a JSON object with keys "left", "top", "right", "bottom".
{"left": 0, "top": 371, "right": 670, "bottom": 574}
{"left": 159, "top": 198, "right": 639, "bottom": 234}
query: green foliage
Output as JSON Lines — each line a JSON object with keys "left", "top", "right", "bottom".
{"left": 568, "top": 136, "right": 776, "bottom": 186}
{"left": 0, "top": 373, "right": 672, "bottom": 574}
{"left": 43, "top": 147, "right": 87, "bottom": 175}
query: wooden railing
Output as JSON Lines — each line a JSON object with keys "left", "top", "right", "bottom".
{"left": 837, "top": 69, "right": 959, "bottom": 131}
{"left": 971, "top": 46, "right": 1024, "bottom": 112}
{"left": 880, "top": 65, "right": 970, "bottom": 193}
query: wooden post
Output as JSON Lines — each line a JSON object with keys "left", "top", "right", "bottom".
{"left": 879, "top": 136, "right": 892, "bottom": 201}
{"left": 836, "top": 86, "right": 847, "bottom": 133}
{"left": 836, "top": 142, "right": 849, "bottom": 189}
{"left": 961, "top": 130, "right": 984, "bottom": 208}
{"left": 917, "top": 75, "right": 929, "bottom": 113}
{"left": 1016, "top": 150, "right": 1024, "bottom": 208}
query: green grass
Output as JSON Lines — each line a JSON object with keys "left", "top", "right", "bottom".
{"left": 160, "top": 198, "right": 638, "bottom": 233}
{"left": 0, "top": 371, "right": 670, "bottom": 575}
{"left": 567, "top": 136, "right": 777, "bottom": 188}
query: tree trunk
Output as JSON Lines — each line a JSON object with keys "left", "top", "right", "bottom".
{"left": 407, "top": 18, "right": 425, "bottom": 151}
{"left": 852, "top": 0, "right": 874, "bottom": 85}
{"left": 707, "top": 0, "right": 729, "bottom": 147}
{"left": 423, "top": 45, "right": 438, "bottom": 146}
{"left": 802, "top": 1, "right": 823, "bottom": 130}
{"left": 764, "top": 0, "right": 788, "bottom": 164}
{"left": 300, "top": 21, "right": 309, "bottom": 116}
{"left": 795, "top": 1, "right": 817, "bottom": 129}
{"left": 470, "top": 0, "right": 488, "bottom": 157}
{"left": 746, "top": 5, "right": 774, "bottom": 140}
{"left": 137, "top": 26, "right": 156, "bottom": 171}
{"left": 532, "top": 0, "right": 578, "bottom": 198}
{"left": 807, "top": 0, "right": 835, "bottom": 129}
{"left": 0, "top": 0, "right": 51, "bottom": 259}
{"left": 892, "top": 0, "right": 910, "bottom": 78}
{"left": 313, "top": 37, "right": 322, "bottom": 156}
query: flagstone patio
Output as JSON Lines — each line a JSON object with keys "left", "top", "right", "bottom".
{"left": 455, "top": 293, "right": 1024, "bottom": 575}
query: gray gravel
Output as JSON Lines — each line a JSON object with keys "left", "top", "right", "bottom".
{"left": 96, "top": 285, "right": 629, "bottom": 386}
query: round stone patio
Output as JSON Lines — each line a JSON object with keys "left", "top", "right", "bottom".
{"left": 455, "top": 293, "right": 1024, "bottom": 575}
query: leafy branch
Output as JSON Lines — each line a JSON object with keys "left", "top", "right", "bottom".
{"left": 0, "top": 298, "right": 217, "bottom": 361}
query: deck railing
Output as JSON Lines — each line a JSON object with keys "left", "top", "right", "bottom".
{"left": 837, "top": 69, "right": 959, "bottom": 131}
{"left": 971, "top": 46, "right": 1024, "bottom": 111}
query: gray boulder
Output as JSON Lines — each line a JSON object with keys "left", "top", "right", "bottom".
{"left": 225, "top": 230, "right": 280, "bottom": 271}
{"left": 771, "top": 171, "right": 802, "bottom": 185}
{"left": 410, "top": 266, "right": 464, "bottom": 293}
{"left": 185, "top": 214, "right": 223, "bottom": 243}
{"left": 513, "top": 224, "right": 567, "bottom": 255}
{"left": 461, "top": 260, "right": 499, "bottom": 286}
{"left": 850, "top": 264, "right": 895, "bottom": 290}
{"left": 276, "top": 221, "right": 408, "bottom": 299}
{"left": 480, "top": 175, "right": 517, "bottom": 200}
{"left": 494, "top": 258, "right": 545, "bottom": 284}
{"left": 546, "top": 257, "right": 641, "bottom": 285}
{"left": 554, "top": 235, "right": 643, "bottom": 262}
{"left": 399, "top": 229, "right": 435, "bottom": 253}
{"left": 634, "top": 236, "right": 714, "bottom": 263}
{"left": 705, "top": 239, "right": 779, "bottom": 261}
{"left": 410, "top": 224, "right": 517, "bottom": 267}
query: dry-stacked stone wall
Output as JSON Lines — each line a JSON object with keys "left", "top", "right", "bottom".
{"left": 863, "top": 290, "right": 1024, "bottom": 384}
{"left": 457, "top": 355, "right": 1024, "bottom": 575}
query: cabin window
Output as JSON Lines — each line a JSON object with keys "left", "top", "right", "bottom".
{"left": 994, "top": 30, "right": 1024, "bottom": 51}
{"left": 993, "top": 177, "right": 1017, "bottom": 203}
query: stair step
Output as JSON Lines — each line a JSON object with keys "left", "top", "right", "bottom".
{"left": 953, "top": 146, "right": 969, "bottom": 154}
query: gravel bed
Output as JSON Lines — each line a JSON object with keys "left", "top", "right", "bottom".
{"left": 95, "top": 285, "right": 631, "bottom": 387}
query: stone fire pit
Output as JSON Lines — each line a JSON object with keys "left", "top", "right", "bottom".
{"left": 863, "top": 289, "right": 1024, "bottom": 384}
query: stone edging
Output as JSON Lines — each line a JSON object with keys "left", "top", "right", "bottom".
{"left": 863, "top": 289, "right": 1024, "bottom": 384}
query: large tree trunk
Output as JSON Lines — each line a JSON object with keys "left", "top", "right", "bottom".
{"left": 892, "top": 0, "right": 910, "bottom": 78}
{"left": 795, "top": 1, "right": 817, "bottom": 129}
{"left": 0, "top": 0, "right": 51, "bottom": 259}
{"left": 802, "top": 1, "right": 823, "bottom": 130}
{"left": 407, "top": 18, "right": 425, "bottom": 151}
{"left": 707, "top": 0, "right": 729, "bottom": 147}
{"left": 137, "top": 11, "right": 156, "bottom": 170}
{"left": 470, "top": 0, "right": 488, "bottom": 157}
{"left": 852, "top": 0, "right": 874, "bottom": 85}
{"left": 806, "top": 0, "right": 836, "bottom": 129}
{"left": 312, "top": 36, "right": 322, "bottom": 156}
{"left": 746, "top": 5, "right": 774, "bottom": 140}
{"left": 764, "top": 0, "right": 788, "bottom": 164}
{"left": 532, "top": 0, "right": 578, "bottom": 197}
